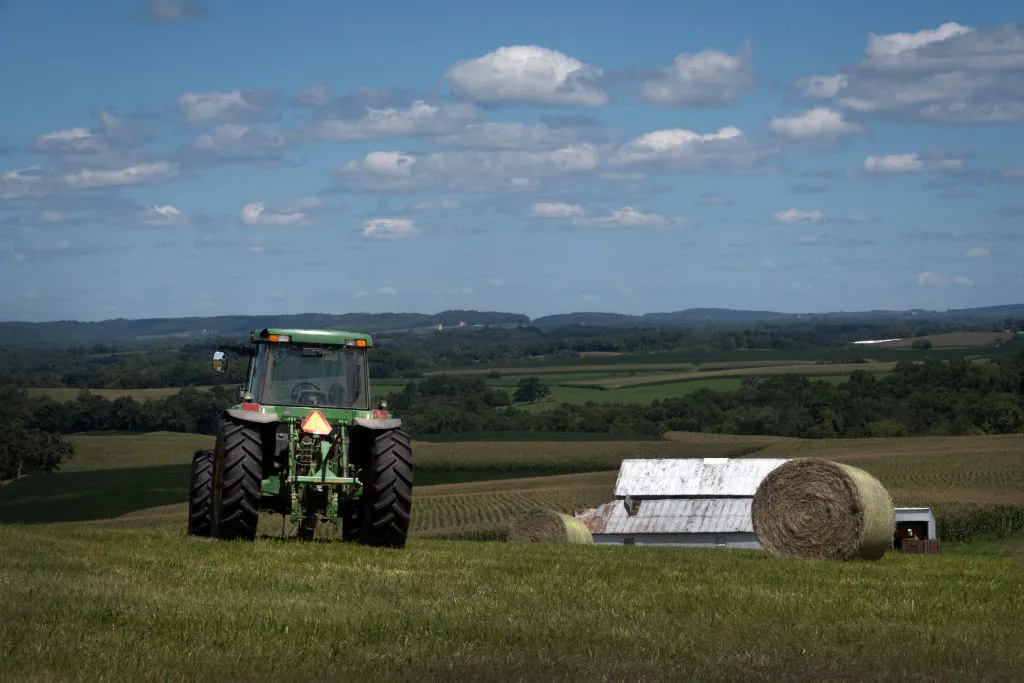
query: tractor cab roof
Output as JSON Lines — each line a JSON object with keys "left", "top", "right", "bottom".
{"left": 251, "top": 328, "right": 374, "bottom": 347}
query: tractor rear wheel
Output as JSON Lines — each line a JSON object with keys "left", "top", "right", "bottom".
{"left": 358, "top": 429, "right": 413, "bottom": 548}
{"left": 215, "top": 418, "right": 263, "bottom": 541}
{"left": 188, "top": 449, "right": 215, "bottom": 537}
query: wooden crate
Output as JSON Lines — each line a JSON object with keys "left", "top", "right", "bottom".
{"left": 899, "top": 538, "right": 943, "bottom": 555}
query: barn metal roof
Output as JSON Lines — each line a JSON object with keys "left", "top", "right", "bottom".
{"left": 576, "top": 498, "right": 756, "bottom": 535}
{"left": 613, "top": 458, "right": 790, "bottom": 498}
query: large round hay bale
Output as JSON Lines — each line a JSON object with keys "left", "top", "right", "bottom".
{"left": 752, "top": 458, "right": 894, "bottom": 561}
{"left": 508, "top": 508, "right": 594, "bottom": 545}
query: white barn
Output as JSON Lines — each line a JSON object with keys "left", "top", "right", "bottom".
{"left": 575, "top": 457, "right": 790, "bottom": 549}
{"left": 576, "top": 457, "right": 931, "bottom": 550}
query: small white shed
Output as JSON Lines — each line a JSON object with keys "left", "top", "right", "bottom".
{"left": 576, "top": 457, "right": 790, "bottom": 548}
{"left": 895, "top": 507, "right": 938, "bottom": 540}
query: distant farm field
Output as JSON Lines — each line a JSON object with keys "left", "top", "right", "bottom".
{"left": 380, "top": 358, "right": 900, "bottom": 408}
{"left": 563, "top": 363, "right": 896, "bottom": 390}
{"left": 24, "top": 386, "right": 207, "bottom": 402}
{"left": 873, "top": 331, "right": 1016, "bottom": 349}
{"left": 4, "top": 431, "right": 1024, "bottom": 544}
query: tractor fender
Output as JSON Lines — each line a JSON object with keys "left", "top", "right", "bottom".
{"left": 224, "top": 408, "right": 280, "bottom": 424}
{"left": 351, "top": 417, "right": 403, "bottom": 430}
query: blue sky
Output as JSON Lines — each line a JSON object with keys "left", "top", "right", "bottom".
{"left": 1, "top": 0, "right": 1022, "bottom": 322}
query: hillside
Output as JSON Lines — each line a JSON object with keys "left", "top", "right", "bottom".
{"left": 1, "top": 303, "right": 1021, "bottom": 345}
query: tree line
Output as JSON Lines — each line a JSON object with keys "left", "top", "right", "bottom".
{"left": 8, "top": 350, "right": 1023, "bottom": 471}
{"left": 385, "top": 354, "right": 1024, "bottom": 437}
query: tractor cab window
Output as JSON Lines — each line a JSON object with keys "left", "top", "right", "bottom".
{"left": 255, "top": 344, "right": 368, "bottom": 409}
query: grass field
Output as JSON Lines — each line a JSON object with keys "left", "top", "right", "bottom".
{"left": 1, "top": 525, "right": 1022, "bottom": 682}
{"left": 3, "top": 430, "right": 1024, "bottom": 680}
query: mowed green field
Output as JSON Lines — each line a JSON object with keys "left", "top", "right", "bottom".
{"left": 2, "top": 524, "right": 1023, "bottom": 682}
{"left": 3, "top": 431, "right": 1024, "bottom": 680}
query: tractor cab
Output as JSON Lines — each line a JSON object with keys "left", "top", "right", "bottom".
{"left": 213, "top": 328, "right": 374, "bottom": 412}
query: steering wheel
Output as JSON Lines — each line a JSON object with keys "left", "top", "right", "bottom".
{"left": 291, "top": 381, "right": 324, "bottom": 402}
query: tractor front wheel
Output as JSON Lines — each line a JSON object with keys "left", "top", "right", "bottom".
{"left": 358, "top": 429, "right": 413, "bottom": 548}
{"left": 214, "top": 418, "right": 263, "bottom": 541}
{"left": 188, "top": 449, "right": 215, "bottom": 537}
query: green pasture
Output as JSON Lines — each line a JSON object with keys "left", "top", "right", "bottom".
{"left": 0, "top": 525, "right": 1022, "bottom": 682}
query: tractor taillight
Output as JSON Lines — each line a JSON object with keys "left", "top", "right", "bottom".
{"left": 301, "top": 409, "right": 333, "bottom": 436}
{"left": 242, "top": 402, "right": 260, "bottom": 411}
{"left": 372, "top": 410, "right": 390, "bottom": 419}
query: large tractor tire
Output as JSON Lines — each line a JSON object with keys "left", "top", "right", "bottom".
{"left": 358, "top": 429, "right": 413, "bottom": 548}
{"left": 188, "top": 449, "right": 215, "bottom": 537}
{"left": 214, "top": 418, "right": 263, "bottom": 541}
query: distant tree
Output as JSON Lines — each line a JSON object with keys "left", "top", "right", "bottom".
{"left": 513, "top": 377, "right": 550, "bottom": 403}
{"left": 912, "top": 339, "right": 933, "bottom": 349}
{"left": 0, "top": 386, "right": 75, "bottom": 480}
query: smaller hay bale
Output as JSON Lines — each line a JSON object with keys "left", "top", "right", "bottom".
{"left": 508, "top": 508, "right": 594, "bottom": 545}
{"left": 752, "top": 458, "right": 894, "bottom": 561}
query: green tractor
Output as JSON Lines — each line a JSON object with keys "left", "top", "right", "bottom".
{"left": 187, "top": 328, "right": 412, "bottom": 547}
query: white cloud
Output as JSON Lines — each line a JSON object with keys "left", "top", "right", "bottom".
{"left": 307, "top": 101, "right": 479, "bottom": 141}
{"left": 336, "top": 144, "right": 599, "bottom": 192}
{"left": 1, "top": 168, "right": 47, "bottom": 199}
{"left": 177, "top": 90, "right": 276, "bottom": 123}
{"left": 916, "top": 271, "right": 974, "bottom": 287}
{"left": 192, "top": 123, "right": 291, "bottom": 151}
{"left": 435, "top": 120, "right": 612, "bottom": 150}
{"left": 795, "top": 235, "right": 820, "bottom": 245}
{"left": 379, "top": 286, "right": 397, "bottom": 295}
{"left": 31, "top": 111, "right": 144, "bottom": 162}
{"left": 360, "top": 218, "right": 421, "bottom": 240}
{"left": 573, "top": 206, "right": 686, "bottom": 229}
{"left": 34, "top": 128, "right": 106, "bottom": 153}
{"left": 446, "top": 45, "right": 607, "bottom": 106}
{"left": 773, "top": 209, "right": 826, "bottom": 224}
{"left": 362, "top": 151, "right": 416, "bottom": 177}
{"left": 964, "top": 247, "right": 990, "bottom": 258}
{"left": 62, "top": 161, "right": 178, "bottom": 189}
{"left": 863, "top": 153, "right": 965, "bottom": 173}
{"left": 612, "top": 125, "right": 769, "bottom": 172}
{"left": 240, "top": 197, "right": 319, "bottom": 226}
{"left": 641, "top": 44, "right": 756, "bottom": 106}
{"left": 530, "top": 202, "right": 584, "bottom": 218}
{"left": 141, "top": 204, "right": 187, "bottom": 227}
{"left": 769, "top": 108, "right": 863, "bottom": 138}
{"left": 794, "top": 22, "right": 1024, "bottom": 123}
{"left": 295, "top": 83, "right": 333, "bottom": 108}
{"left": 864, "top": 22, "right": 973, "bottom": 63}
{"left": 795, "top": 75, "right": 849, "bottom": 99}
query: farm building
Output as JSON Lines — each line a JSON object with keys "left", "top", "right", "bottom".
{"left": 893, "top": 506, "right": 938, "bottom": 549}
{"left": 575, "top": 457, "right": 934, "bottom": 551}
{"left": 575, "top": 457, "right": 789, "bottom": 549}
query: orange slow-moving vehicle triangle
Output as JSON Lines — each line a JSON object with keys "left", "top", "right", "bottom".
{"left": 301, "top": 409, "right": 333, "bottom": 436}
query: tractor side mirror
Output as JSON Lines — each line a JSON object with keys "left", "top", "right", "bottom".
{"left": 212, "top": 351, "right": 228, "bottom": 374}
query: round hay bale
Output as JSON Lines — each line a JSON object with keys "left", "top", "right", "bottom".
{"left": 508, "top": 508, "right": 594, "bottom": 545}
{"left": 752, "top": 458, "right": 894, "bottom": 561}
